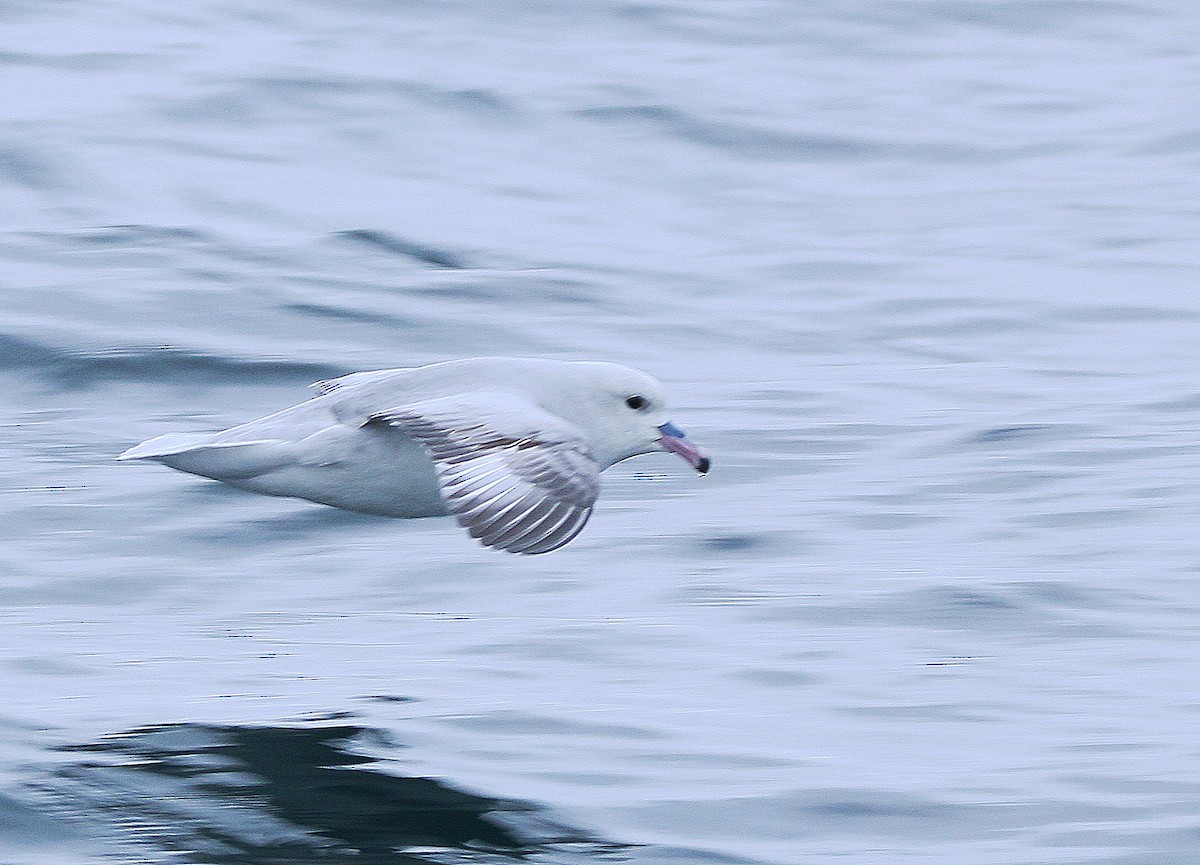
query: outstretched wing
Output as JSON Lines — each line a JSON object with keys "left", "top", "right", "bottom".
{"left": 371, "top": 393, "right": 600, "bottom": 554}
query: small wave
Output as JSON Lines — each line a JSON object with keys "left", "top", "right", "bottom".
{"left": 573, "top": 104, "right": 879, "bottom": 162}
{"left": 965, "top": 424, "right": 1060, "bottom": 445}
{"left": 885, "top": 0, "right": 1149, "bottom": 34}
{"left": 64, "top": 224, "right": 214, "bottom": 246}
{"left": 334, "top": 229, "right": 469, "bottom": 269}
{"left": 571, "top": 104, "right": 1000, "bottom": 163}
{"left": 0, "top": 335, "right": 341, "bottom": 388}
{"left": 0, "top": 143, "right": 60, "bottom": 191}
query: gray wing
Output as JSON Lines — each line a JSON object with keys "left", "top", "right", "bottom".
{"left": 311, "top": 368, "right": 409, "bottom": 397}
{"left": 372, "top": 393, "right": 600, "bottom": 554}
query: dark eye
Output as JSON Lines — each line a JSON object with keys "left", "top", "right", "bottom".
{"left": 625, "top": 394, "right": 647, "bottom": 410}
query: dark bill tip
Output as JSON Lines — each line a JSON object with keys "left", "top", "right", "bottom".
{"left": 658, "top": 422, "right": 710, "bottom": 474}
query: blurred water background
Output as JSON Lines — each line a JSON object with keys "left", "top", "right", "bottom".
{"left": 3, "top": 1, "right": 1200, "bottom": 863}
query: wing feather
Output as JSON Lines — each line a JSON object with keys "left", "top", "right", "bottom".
{"left": 517, "top": 507, "right": 592, "bottom": 555}
{"left": 483, "top": 499, "right": 565, "bottom": 549}
{"left": 374, "top": 393, "right": 600, "bottom": 554}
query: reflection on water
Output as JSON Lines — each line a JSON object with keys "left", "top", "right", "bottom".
{"left": 50, "top": 723, "right": 614, "bottom": 865}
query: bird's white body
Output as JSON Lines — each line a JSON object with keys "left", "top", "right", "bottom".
{"left": 120, "top": 357, "right": 708, "bottom": 554}
{"left": 131, "top": 396, "right": 447, "bottom": 517}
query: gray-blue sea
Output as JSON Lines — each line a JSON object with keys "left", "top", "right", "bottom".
{"left": 3, "top": 2, "right": 1200, "bottom": 863}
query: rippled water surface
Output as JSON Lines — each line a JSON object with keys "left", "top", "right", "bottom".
{"left": 4, "top": 2, "right": 1200, "bottom": 863}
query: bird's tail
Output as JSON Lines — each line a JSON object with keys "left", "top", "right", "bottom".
{"left": 118, "top": 433, "right": 288, "bottom": 480}
{"left": 118, "top": 433, "right": 215, "bottom": 461}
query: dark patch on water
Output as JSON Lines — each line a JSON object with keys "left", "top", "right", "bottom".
{"left": 281, "top": 301, "right": 425, "bottom": 328}
{"left": 923, "top": 586, "right": 1022, "bottom": 611}
{"left": 967, "top": 424, "right": 1057, "bottom": 444}
{"left": 1142, "top": 392, "right": 1200, "bottom": 412}
{"left": 0, "top": 336, "right": 341, "bottom": 389}
{"left": 0, "top": 333, "right": 60, "bottom": 370}
{"left": 731, "top": 668, "right": 821, "bottom": 688}
{"left": 801, "top": 792, "right": 948, "bottom": 820}
{"left": 69, "top": 344, "right": 337, "bottom": 387}
{"left": 573, "top": 104, "right": 879, "bottom": 161}
{"left": 46, "top": 723, "right": 619, "bottom": 864}
{"left": 418, "top": 277, "right": 602, "bottom": 306}
{"left": 0, "top": 144, "right": 59, "bottom": 190}
{"left": 69, "top": 224, "right": 213, "bottom": 246}
{"left": 1012, "top": 580, "right": 1112, "bottom": 610}
{"left": 394, "top": 81, "right": 521, "bottom": 121}
{"left": 334, "top": 230, "right": 469, "bottom": 269}
{"left": 699, "top": 533, "right": 769, "bottom": 552}
{"left": 572, "top": 104, "right": 1018, "bottom": 163}
{"left": 438, "top": 87, "right": 518, "bottom": 119}
{"left": 892, "top": 0, "right": 1154, "bottom": 34}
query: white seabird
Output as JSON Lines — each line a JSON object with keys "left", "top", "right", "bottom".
{"left": 119, "top": 357, "right": 710, "bottom": 554}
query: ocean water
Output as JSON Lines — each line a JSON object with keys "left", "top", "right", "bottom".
{"left": 3, "top": 1, "right": 1200, "bottom": 863}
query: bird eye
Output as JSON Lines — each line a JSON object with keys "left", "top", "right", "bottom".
{"left": 625, "top": 394, "right": 648, "bottom": 410}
